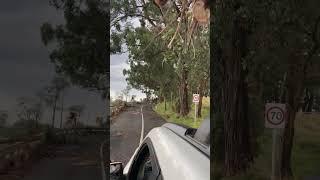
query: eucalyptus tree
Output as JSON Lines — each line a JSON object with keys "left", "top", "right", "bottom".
{"left": 113, "top": 0, "right": 209, "bottom": 116}
{"left": 212, "top": 0, "right": 320, "bottom": 178}
{"left": 41, "top": 76, "right": 70, "bottom": 128}
{"left": 41, "top": 0, "right": 108, "bottom": 98}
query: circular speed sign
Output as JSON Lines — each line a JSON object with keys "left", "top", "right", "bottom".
{"left": 193, "top": 94, "right": 200, "bottom": 103}
{"left": 266, "top": 107, "right": 285, "bottom": 125}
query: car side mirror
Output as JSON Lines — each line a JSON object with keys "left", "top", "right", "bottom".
{"left": 110, "top": 162, "right": 124, "bottom": 180}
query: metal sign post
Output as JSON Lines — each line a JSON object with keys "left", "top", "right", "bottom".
{"left": 265, "top": 103, "right": 286, "bottom": 180}
{"left": 193, "top": 94, "right": 200, "bottom": 123}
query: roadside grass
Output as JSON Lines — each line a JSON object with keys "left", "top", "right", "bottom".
{"left": 153, "top": 97, "right": 210, "bottom": 128}
{"left": 217, "top": 113, "right": 320, "bottom": 180}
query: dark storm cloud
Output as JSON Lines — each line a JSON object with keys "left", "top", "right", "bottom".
{"left": 0, "top": 1, "right": 105, "bottom": 125}
{"left": 0, "top": 0, "right": 61, "bottom": 98}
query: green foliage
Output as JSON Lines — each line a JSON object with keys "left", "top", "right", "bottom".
{"left": 41, "top": 0, "right": 108, "bottom": 97}
{"left": 123, "top": 26, "right": 178, "bottom": 98}
{"left": 211, "top": 0, "right": 320, "bottom": 176}
{"left": 218, "top": 114, "right": 320, "bottom": 180}
{"left": 154, "top": 97, "right": 210, "bottom": 128}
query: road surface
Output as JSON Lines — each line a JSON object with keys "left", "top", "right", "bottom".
{"left": 6, "top": 134, "right": 107, "bottom": 180}
{"left": 110, "top": 103, "right": 165, "bottom": 165}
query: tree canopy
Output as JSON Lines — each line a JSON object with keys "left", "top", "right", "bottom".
{"left": 41, "top": 0, "right": 108, "bottom": 98}
{"left": 112, "top": 0, "right": 210, "bottom": 116}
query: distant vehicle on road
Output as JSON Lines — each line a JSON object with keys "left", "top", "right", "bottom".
{"left": 110, "top": 117, "right": 210, "bottom": 180}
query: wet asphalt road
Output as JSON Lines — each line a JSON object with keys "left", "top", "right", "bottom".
{"left": 110, "top": 103, "right": 165, "bottom": 165}
{"left": 20, "top": 134, "right": 107, "bottom": 180}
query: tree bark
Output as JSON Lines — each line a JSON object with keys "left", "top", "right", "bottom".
{"left": 51, "top": 94, "right": 58, "bottom": 128}
{"left": 197, "top": 79, "right": 205, "bottom": 117}
{"left": 307, "top": 91, "right": 314, "bottom": 112}
{"left": 280, "top": 61, "right": 305, "bottom": 179}
{"left": 222, "top": 15, "right": 253, "bottom": 176}
{"left": 179, "top": 67, "right": 189, "bottom": 116}
{"left": 60, "top": 93, "right": 64, "bottom": 128}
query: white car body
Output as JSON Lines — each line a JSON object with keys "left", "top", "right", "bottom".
{"left": 123, "top": 123, "right": 210, "bottom": 180}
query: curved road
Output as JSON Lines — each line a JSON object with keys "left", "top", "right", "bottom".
{"left": 110, "top": 103, "right": 165, "bottom": 165}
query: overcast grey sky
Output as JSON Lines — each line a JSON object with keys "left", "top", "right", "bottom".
{"left": 110, "top": 52, "right": 146, "bottom": 101}
{"left": 110, "top": 18, "right": 146, "bottom": 101}
{"left": 0, "top": 1, "right": 105, "bottom": 126}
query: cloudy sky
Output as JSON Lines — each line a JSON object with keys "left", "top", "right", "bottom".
{"left": 0, "top": 1, "right": 106, "bottom": 126}
{"left": 110, "top": 18, "right": 146, "bottom": 102}
{"left": 110, "top": 53, "right": 146, "bottom": 101}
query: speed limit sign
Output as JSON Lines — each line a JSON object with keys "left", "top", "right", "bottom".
{"left": 265, "top": 103, "right": 286, "bottom": 128}
{"left": 193, "top": 94, "right": 200, "bottom": 103}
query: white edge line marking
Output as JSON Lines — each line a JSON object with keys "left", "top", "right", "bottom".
{"left": 139, "top": 105, "right": 144, "bottom": 145}
{"left": 100, "top": 140, "right": 106, "bottom": 180}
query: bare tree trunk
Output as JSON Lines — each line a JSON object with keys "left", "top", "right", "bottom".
{"left": 197, "top": 94, "right": 203, "bottom": 117}
{"left": 222, "top": 16, "right": 253, "bottom": 176}
{"left": 307, "top": 91, "right": 314, "bottom": 112}
{"left": 60, "top": 94, "right": 64, "bottom": 128}
{"left": 179, "top": 67, "right": 189, "bottom": 116}
{"left": 170, "top": 92, "right": 173, "bottom": 109}
{"left": 280, "top": 61, "right": 305, "bottom": 179}
{"left": 197, "top": 79, "right": 206, "bottom": 117}
{"left": 51, "top": 95, "right": 58, "bottom": 128}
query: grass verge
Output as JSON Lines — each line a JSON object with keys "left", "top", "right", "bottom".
{"left": 153, "top": 97, "right": 210, "bottom": 128}
{"left": 217, "top": 113, "right": 320, "bottom": 180}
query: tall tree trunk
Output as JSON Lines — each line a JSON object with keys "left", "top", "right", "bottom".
{"left": 307, "top": 91, "right": 314, "bottom": 112}
{"left": 60, "top": 93, "right": 64, "bottom": 128}
{"left": 222, "top": 16, "right": 252, "bottom": 176}
{"left": 35, "top": 115, "right": 39, "bottom": 129}
{"left": 51, "top": 95, "right": 58, "bottom": 128}
{"left": 164, "top": 96, "right": 167, "bottom": 111}
{"left": 280, "top": 61, "right": 305, "bottom": 179}
{"left": 170, "top": 92, "right": 173, "bottom": 111}
{"left": 197, "top": 80, "right": 205, "bottom": 117}
{"left": 197, "top": 94, "right": 203, "bottom": 117}
{"left": 179, "top": 67, "right": 189, "bottom": 116}
{"left": 303, "top": 88, "right": 308, "bottom": 111}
